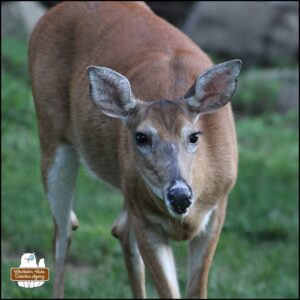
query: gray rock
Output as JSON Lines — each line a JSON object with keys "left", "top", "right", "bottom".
{"left": 1, "top": 1, "right": 46, "bottom": 42}
{"left": 182, "top": 2, "right": 299, "bottom": 66}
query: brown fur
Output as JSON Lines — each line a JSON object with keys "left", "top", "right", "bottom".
{"left": 29, "top": 1, "right": 238, "bottom": 298}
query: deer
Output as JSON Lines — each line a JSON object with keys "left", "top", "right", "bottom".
{"left": 29, "top": 1, "right": 241, "bottom": 299}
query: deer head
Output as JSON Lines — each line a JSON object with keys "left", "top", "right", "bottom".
{"left": 88, "top": 60, "right": 242, "bottom": 218}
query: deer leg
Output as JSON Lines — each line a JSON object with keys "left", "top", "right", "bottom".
{"left": 133, "top": 218, "right": 181, "bottom": 299}
{"left": 112, "top": 208, "right": 146, "bottom": 298}
{"left": 186, "top": 204, "right": 226, "bottom": 299}
{"left": 43, "top": 144, "right": 79, "bottom": 299}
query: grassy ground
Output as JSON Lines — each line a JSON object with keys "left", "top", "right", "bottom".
{"left": 2, "top": 37, "right": 299, "bottom": 298}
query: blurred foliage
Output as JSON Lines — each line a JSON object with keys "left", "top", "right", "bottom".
{"left": 234, "top": 76, "right": 279, "bottom": 115}
{"left": 1, "top": 37, "right": 299, "bottom": 298}
{"left": 228, "top": 111, "right": 298, "bottom": 236}
{"left": 2, "top": 37, "right": 29, "bottom": 80}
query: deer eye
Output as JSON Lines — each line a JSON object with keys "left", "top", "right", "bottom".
{"left": 189, "top": 132, "right": 202, "bottom": 144}
{"left": 135, "top": 132, "right": 149, "bottom": 146}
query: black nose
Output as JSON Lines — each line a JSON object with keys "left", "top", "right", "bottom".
{"left": 168, "top": 188, "right": 192, "bottom": 214}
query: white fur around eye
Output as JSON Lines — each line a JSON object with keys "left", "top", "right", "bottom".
{"left": 135, "top": 125, "right": 158, "bottom": 155}
{"left": 181, "top": 127, "right": 200, "bottom": 153}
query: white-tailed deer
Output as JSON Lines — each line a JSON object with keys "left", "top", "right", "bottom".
{"left": 29, "top": 2, "right": 241, "bottom": 298}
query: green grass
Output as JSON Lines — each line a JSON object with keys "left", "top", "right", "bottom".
{"left": 2, "top": 37, "right": 299, "bottom": 298}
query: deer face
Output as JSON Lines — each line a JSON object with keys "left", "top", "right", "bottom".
{"left": 88, "top": 60, "right": 241, "bottom": 218}
{"left": 129, "top": 100, "right": 199, "bottom": 218}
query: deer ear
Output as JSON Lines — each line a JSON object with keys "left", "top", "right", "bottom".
{"left": 87, "top": 66, "right": 138, "bottom": 119}
{"left": 183, "top": 60, "right": 242, "bottom": 116}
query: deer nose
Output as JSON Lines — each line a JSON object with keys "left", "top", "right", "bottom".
{"left": 167, "top": 188, "right": 192, "bottom": 214}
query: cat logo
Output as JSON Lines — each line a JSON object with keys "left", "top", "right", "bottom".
{"left": 10, "top": 253, "right": 49, "bottom": 288}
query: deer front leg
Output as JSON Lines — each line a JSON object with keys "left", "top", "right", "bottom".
{"left": 133, "top": 219, "right": 181, "bottom": 299}
{"left": 186, "top": 205, "right": 226, "bottom": 299}
{"left": 43, "top": 144, "right": 79, "bottom": 299}
{"left": 112, "top": 208, "right": 146, "bottom": 298}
